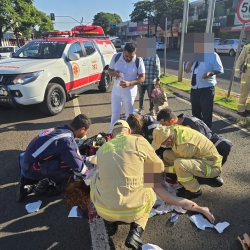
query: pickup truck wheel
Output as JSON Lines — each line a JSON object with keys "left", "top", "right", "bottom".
{"left": 98, "top": 71, "right": 111, "bottom": 92}
{"left": 39, "top": 83, "right": 66, "bottom": 116}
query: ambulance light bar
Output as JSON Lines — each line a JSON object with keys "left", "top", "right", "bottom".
{"left": 42, "top": 31, "right": 79, "bottom": 37}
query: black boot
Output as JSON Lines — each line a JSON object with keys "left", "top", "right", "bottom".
{"left": 103, "top": 220, "right": 118, "bottom": 236}
{"left": 177, "top": 187, "right": 202, "bottom": 199}
{"left": 34, "top": 179, "right": 62, "bottom": 196}
{"left": 125, "top": 222, "right": 144, "bottom": 250}
{"left": 16, "top": 176, "right": 28, "bottom": 202}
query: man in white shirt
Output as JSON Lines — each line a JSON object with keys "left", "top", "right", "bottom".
{"left": 108, "top": 43, "right": 146, "bottom": 133}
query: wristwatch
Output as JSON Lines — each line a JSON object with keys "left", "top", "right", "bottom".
{"left": 209, "top": 72, "right": 215, "bottom": 76}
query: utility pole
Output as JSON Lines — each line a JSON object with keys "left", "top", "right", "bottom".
{"left": 164, "top": 17, "right": 167, "bottom": 74}
{"left": 178, "top": 0, "right": 189, "bottom": 81}
{"left": 205, "top": 0, "right": 216, "bottom": 33}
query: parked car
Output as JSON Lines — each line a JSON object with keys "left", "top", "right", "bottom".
{"left": 0, "top": 46, "right": 19, "bottom": 59}
{"left": 214, "top": 39, "right": 246, "bottom": 56}
{"left": 156, "top": 42, "right": 165, "bottom": 51}
{"left": 121, "top": 42, "right": 132, "bottom": 50}
{"left": 111, "top": 38, "right": 122, "bottom": 48}
{"left": 214, "top": 38, "right": 221, "bottom": 46}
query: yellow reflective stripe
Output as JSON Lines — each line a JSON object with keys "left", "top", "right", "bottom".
{"left": 235, "top": 68, "right": 240, "bottom": 72}
{"left": 241, "top": 81, "right": 246, "bottom": 84}
{"left": 238, "top": 103, "right": 245, "bottom": 106}
{"left": 206, "top": 165, "right": 212, "bottom": 177}
{"left": 176, "top": 127, "right": 183, "bottom": 145}
{"left": 93, "top": 190, "right": 153, "bottom": 218}
{"left": 215, "top": 159, "right": 222, "bottom": 166}
{"left": 166, "top": 166, "right": 175, "bottom": 173}
{"left": 177, "top": 175, "right": 194, "bottom": 182}
{"left": 247, "top": 63, "right": 250, "bottom": 68}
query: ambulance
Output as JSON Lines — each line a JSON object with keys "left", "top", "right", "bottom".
{"left": 0, "top": 28, "right": 116, "bottom": 115}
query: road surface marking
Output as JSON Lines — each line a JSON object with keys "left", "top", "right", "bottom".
{"left": 88, "top": 201, "right": 110, "bottom": 250}
{"left": 73, "top": 98, "right": 81, "bottom": 116}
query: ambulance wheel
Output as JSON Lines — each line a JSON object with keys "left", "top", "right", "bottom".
{"left": 39, "top": 83, "right": 66, "bottom": 116}
{"left": 98, "top": 71, "right": 111, "bottom": 92}
{"left": 229, "top": 49, "right": 235, "bottom": 57}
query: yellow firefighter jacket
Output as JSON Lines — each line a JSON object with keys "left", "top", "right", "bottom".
{"left": 90, "top": 133, "right": 164, "bottom": 224}
{"left": 166, "top": 125, "right": 223, "bottom": 168}
{"left": 235, "top": 43, "right": 250, "bottom": 83}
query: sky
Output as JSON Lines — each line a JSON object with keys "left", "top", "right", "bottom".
{"left": 34, "top": 0, "right": 136, "bottom": 30}
{"left": 34, "top": 0, "right": 195, "bottom": 31}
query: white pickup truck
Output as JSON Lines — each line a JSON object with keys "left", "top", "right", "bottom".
{"left": 0, "top": 32, "right": 116, "bottom": 115}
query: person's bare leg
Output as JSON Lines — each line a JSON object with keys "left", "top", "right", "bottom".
{"left": 153, "top": 185, "right": 215, "bottom": 224}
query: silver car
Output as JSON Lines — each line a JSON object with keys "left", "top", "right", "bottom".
{"left": 0, "top": 46, "right": 19, "bottom": 59}
{"left": 214, "top": 39, "right": 246, "bottom": 56}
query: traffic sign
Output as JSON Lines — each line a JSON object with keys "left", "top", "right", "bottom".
{"left": 109, "top": 23, "right": 116, "bottom": 28}
{"left": 159, "top": 15, "right": 168, "bottom": 31}
{"left": 237, "top": 0, "right": 250, "bottom": 23}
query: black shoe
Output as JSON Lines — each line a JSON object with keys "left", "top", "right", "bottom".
{"left": 237, "top": 111, "right": 249, "bottom": 117}
{"left": 103, "top": 220, "right": 118, "bottom": 236}
{"left": 177, "top": 188, "right": 202, "bottom": 199}
{"left": 16, "top": 176, "right": 27, "bottom": 202}
{"left": 212, "top": 175, "right": 224, "bottom": 187}
{"left": 125, "top": 222, "right": 144, "bottom": 250}
{"left": 34, "top": 179, "right": 62, "bottom": 196}
{"left": 246, "top": 110, "right": 250, "bottom": 115}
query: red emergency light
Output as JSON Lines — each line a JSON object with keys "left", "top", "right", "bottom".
{"left": 42, "top": 31, "right": 79, "bottom": 36}
{"left": 73, "top": 25, "right": 105, "bottom": 36}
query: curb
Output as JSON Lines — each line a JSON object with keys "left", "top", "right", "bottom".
{"left": 165, "top": 85, "right": 243, "bottom": 121}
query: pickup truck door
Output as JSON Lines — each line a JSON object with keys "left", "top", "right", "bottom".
{"left": 65, "top": 42, "right": 89, "bottom": 91}
{"left": 82, "top": 41, "right": 102, "bottom": 83}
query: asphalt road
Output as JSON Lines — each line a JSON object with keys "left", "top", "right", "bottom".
{"left": 156, "top": 50, "right": 241, "bottom": 95}
{"left": 0, "top": 83, "right": 250, "bottom": 250}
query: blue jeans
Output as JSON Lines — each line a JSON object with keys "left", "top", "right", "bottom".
{"left": 190, "top": 86, "right": 215, "bottom": 128}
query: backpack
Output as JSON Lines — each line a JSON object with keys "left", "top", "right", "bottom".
{"left": 210, "top": 133, "right": 232, "bottom": 166}
{"left": 114, "top": 52, "right": 140, "bottom": 70}
{"left": 78, "top": 133, "right": 112, "bottom": 156}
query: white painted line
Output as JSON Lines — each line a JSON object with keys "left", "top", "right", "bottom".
{"left": 88, "top": 201, "right": 110, "bottom": 250}
{"left": 73, "top": 98, "right": 81, "bottom": 116}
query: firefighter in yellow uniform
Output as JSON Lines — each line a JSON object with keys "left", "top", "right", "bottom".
{"left": 90, "top": 120, "right": 164, "bottom": 250}
{"left": 234, "top": 43, "right": 250, "bottom": 117}
{"left": 151, "top": 125, "right": 222, "bottom": 200}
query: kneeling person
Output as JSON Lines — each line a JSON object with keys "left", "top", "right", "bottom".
{"left": 90, "top": 120, "right": 164, "bottom": 249}
{"left": 17, "top": 114, "right": 91, "bottom": 202}
{"left": 151, "top": 125, "right": 222, "bottom": 199}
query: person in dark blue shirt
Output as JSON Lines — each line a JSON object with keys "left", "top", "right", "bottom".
{"left": 16, "top": 114, "right": 91, "bottom": 202}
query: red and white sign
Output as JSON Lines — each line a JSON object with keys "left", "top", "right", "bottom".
{"left": 237, "top": 0, "right": 250, "bottom": 23}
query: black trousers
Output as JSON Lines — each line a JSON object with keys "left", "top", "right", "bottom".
{"left": 190, "top": 86, "right": 215, "bottom": 128}
{"left": 138, "top": 84, "right": 154, "bottom": 111}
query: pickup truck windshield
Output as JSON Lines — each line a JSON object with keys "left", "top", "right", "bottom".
{"left": 13, "top": 41, "right": 67, "bottom": 59}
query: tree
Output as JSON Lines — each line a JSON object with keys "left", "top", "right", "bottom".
{"left": 92, "top": 12, "right": 122, "bottom": 36}
{"left": 130, "top": 0, "right": 167, "bottom": 37}
{"left": 130, "top": 0, "right": 184, "bottom": 45}
{"left": 187, "top": 20, "right": 206, "bottom": 33}
{"left": 154, "top": 0, "right": 184, "bottom": 47}
{"left": 0, "top": 0, "right": 15, "bottom": 46}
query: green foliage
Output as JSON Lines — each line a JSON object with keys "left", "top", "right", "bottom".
{"left": 0, "top": 0, "right": 54, "bottom": 45}
{"left": 92, "top": 12, "right": 122, "bottom": 35}
{"left": 220, "top": 32, "right": 240, "bottom": 41}
{"left": 187, "top": 20, "right": 206, "bottom": 33}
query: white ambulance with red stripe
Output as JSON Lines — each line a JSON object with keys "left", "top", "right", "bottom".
{"left": 0, "top": 27, "right": 116, "bottom": 115}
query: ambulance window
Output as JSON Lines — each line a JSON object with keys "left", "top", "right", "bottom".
{"left": 82, "top": 41, "right": 96, "bottom": 56}
{"left": 68, "top": 42, "right": 83, "bottom": 57}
